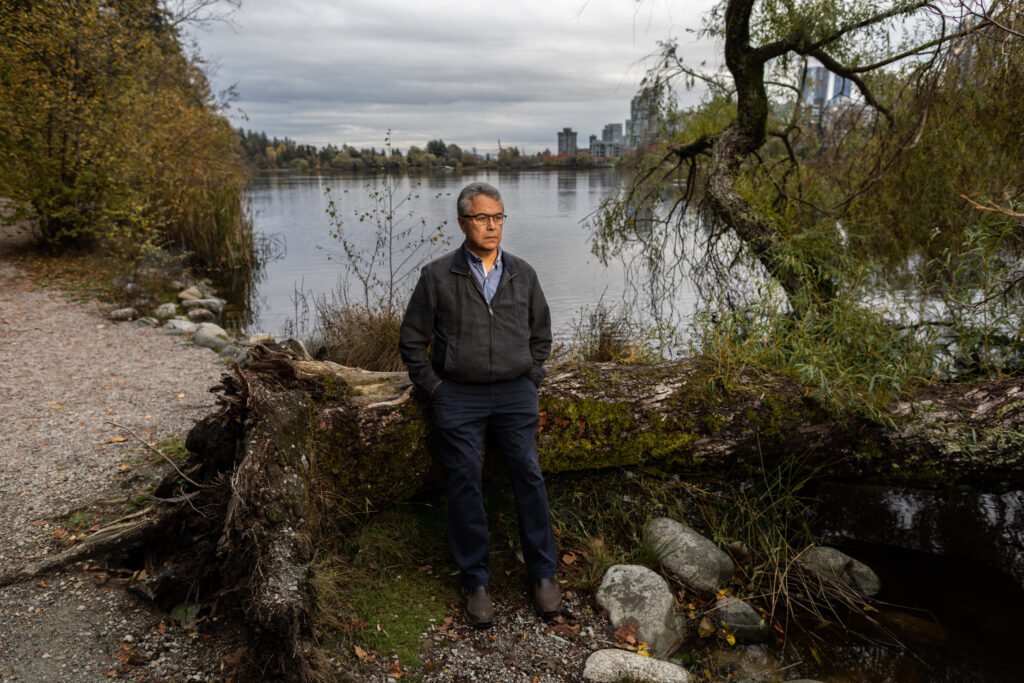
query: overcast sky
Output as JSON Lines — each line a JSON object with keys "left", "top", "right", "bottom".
{"left": 189, "top": 0, "right": 720, "bottom": 155}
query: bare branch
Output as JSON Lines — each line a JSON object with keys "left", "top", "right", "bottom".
{"left": 105, "top": 421, "right": 204, "bottom": 489}
{"left": 808, "top": 1, "right": 937, "bottom": 51}
{"left": 806, "top": 48, "right": 893, "bottom": 124}
{"left": 961, "top": 194, "right": 1024, "bottom": 218}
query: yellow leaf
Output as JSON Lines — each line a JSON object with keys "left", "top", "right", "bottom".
{"left": 726, "top": 634, "right": 736, "bottom": 646}
{"left": 108, "top": 436, "right": 128, "bottom": 443}
{"left": 118, "top": 464, "right": 131, "bottom": 471}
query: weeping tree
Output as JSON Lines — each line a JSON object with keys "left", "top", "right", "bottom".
{"left": 595, "top": 0, "right": 1024, "bottom": 395}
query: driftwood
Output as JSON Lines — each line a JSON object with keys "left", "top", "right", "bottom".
{"left": 4, "top": 341, "right": 1024, "bottom": 679}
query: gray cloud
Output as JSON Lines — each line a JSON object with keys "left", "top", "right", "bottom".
{"left": 193, "top": 0, "right": 720, "bottom": 152}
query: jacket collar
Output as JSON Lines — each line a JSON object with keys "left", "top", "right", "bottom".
{"left": 451, "top": 241, "right": 518, "bottom": 276}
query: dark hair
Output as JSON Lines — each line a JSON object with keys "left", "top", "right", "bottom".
{"left": 457, "top": 182, "right": 503, "bottom": 216}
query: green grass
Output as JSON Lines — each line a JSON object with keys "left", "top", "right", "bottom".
{"left": 312, "top": 504, "right": 453, "bottom": 668}
{"left": 156, "top": 437, "right": 189, "bottom": 462}
{"left": 65, "top": 509, "right": 90, "bottom": 530}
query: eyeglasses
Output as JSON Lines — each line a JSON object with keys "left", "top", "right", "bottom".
{"left": 460, "top": 213, "right": 507, "bottom": 226}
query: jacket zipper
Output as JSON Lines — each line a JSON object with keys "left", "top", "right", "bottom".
{"left": 458, "top": 267, "right": 518, "bottom": 383}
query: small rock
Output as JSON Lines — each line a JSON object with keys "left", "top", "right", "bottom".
{"left": 178, "top": 286, "right": 202, "bottom": 302}
{"left": 645, "top": 517, "right": 734, "bottom": 597}
{"left": 164, "top": 318, "right": 197, "bottom": 335}
{"left": 218, "top": 344, "right": 239, "bottom": 358}
{"left": 799, "top": 546, "right": 881, "bottom": 597}
{"left": 583, "top": 649, "right": 692, "bottom": 682}
{"left": 187, "top": 308, "right": 215, "bottom": 322}
{"left": 108, "top": 307, "right": 138, "bottom": 322}
{"left": 595, "top": 565, "right": 686, "bottom": 658}
{"left": 712, "top": 597, "right": 767, "bottom": 643}
{"left": 154, "top": 303, "right": 178, "bottom": 318}
{"left": 132, "top": 316, "right": 158, "bottom": 328}
{"left": 181, "top": 298, "right": 225, "bottom": 315}
{"left": 192, "top": 323, "right": 230, "bottom": 352}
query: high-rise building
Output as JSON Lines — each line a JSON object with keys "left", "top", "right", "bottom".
{"left": 832, "top": 74, "right": 852, "bottom": 100}
{"left": 628, "top": 89, "right": 659, "bottom": 149}
{"left": 802, "top": 65, "right": 829, "bottom": 109}
{"left": 602, "top": 123, "right": 624, "bottom": 144}
{"left": 589, "top": 134, "right": 623, "bottom": 159}
{"left": 557, "top": 127, "right": 577, "bottom": 156}
{"left": 802, "top": 65, "right": 854, "bottom": 109}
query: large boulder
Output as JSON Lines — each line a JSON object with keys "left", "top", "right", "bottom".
{"left": 595, "top": 565, "right": 686, "bottom": 658}
{"left": 798, "top": 546, "right": 881, "bottom": 597}
{"left": 645, "top": 517, "right": 734, "bottom": 597}
{"left": 192, "top": 322, "right": 231, "bottom": 352}
{"left": 712, "top": 597, "right": 768, "bottom": 643}
{"left": 583, "top": 649, "right": 692, "bottom": 683}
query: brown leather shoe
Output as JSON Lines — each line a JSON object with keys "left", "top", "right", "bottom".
{"left": 533, "top": 577, "right": 561, "bottom": 618}
{"left": 464, "top": 585, "right": 494, "bottom": 629}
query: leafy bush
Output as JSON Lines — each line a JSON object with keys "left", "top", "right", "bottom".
{"left": 0, "top": 0, "right": 253, "bottom": 273}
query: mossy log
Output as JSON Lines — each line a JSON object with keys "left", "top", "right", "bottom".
{"left": 5, "top": 341, "right": 1024, "bottom": 680}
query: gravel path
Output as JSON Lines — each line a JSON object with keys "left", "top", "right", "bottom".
{"left": 0, "top": 224, "right": 245, "bottom": 682}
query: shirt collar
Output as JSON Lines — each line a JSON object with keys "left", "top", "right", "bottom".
{"left": 462, "top": 242, "right": 501, "bottom": 270}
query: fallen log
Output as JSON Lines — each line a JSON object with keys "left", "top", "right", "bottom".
{"left": 5, "top": 341, "right": 1024, "bottom": 679}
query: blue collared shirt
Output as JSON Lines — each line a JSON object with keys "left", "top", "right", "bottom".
{"left": 463, "top": 242, "right": 502, "bottom": 304}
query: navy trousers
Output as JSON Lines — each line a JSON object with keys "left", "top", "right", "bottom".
{"left": 431, "top": 375, "right": 557, "bottom": 587}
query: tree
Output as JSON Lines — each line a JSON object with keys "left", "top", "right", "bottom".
{"left": 425, "top": 138, "right": 448, "bottom": 158}
{"left": 0, "top": 0, "right": 251, "bottom": 270}
{"left": 596, "top": 1, "right": 1013, "bottom": 317}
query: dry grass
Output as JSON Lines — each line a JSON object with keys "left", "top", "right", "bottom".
{"left": 317, "top": 301, "right": 405, "bottom": 371}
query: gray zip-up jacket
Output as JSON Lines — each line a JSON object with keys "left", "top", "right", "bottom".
{"left": 398, "top": 244, "right": 551, "bottom": 394}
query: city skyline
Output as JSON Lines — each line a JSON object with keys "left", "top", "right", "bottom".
{"left": 188, "top": 0, "right": 719, "bottom": 155}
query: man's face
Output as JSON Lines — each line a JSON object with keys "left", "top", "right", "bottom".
{"left": 458, "top": 194, "right": 503, "bottom": 257}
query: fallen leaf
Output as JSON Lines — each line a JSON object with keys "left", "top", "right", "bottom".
{"left": 561, "top": 553, "right": 576, "bottom": 565}
{"left": 614, "top": 619, "right": 638, "bottom": 645}
{"left": 118, "top": 465, "right": 131, "bottom": 471}
{"left": 108, "top": 436, "right": 128, "bottom": 443}
{"left": 354, "top": 645, "right": 369, "bottom": 661}
{"left": 698, "top": 617, "right": 716, "bottom": 638}
{"left": 38, "top": 580, "right": 46, "bottom": 588}
{"left": 177, "top": 393, "right": 185, "bottom": 399}
{"left": 158, "top": 622, "right": 166, "bottom": 635}
{"left": 220, "top": 646, "right": 247, "bottom": 669}
{"left": 726, "top": 634, "right": 736, "bottom": 646}
{"left": 52, "top": 529, "right": 68, "bottom": 539}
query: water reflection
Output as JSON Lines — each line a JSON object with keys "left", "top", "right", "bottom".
{"left": 236, "top": 171, "right": 699, "bottom": 337}
{"left": 556, "top": 172, "right": 578, "bottom": 215}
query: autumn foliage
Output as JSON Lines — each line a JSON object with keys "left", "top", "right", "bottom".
{"left": 0, "top": 0, "right": 252, "bottom": 271}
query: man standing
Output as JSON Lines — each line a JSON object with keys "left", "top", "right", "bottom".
{"left": 398, "top": 181, "right": 560, "bottom": 629}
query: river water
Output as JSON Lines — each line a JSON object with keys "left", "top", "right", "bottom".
{"left": 238, "top": 170, "right": 698, "bottom": 337}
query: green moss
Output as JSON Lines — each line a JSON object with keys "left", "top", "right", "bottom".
{"left": 312, "top": 402, "right": 435, "bottom": 509}
{"left": 537, "top": 396, "right": 699, "bottom": 472}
